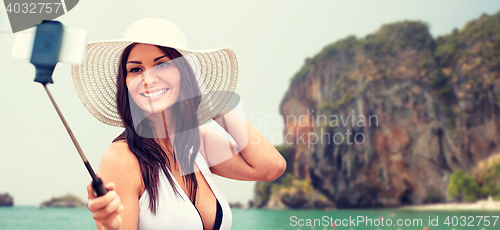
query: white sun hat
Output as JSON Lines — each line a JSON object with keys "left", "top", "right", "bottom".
{"left": 71, "top": 18, "right": 238, "bottom": 127}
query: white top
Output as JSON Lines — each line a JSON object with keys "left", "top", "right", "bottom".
{"left": 138, "top": 153, "right": 232, "bottom": 230}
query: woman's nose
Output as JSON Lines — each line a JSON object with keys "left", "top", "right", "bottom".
{"left": 142, "top": 68, "right": 160, "bottom": 86}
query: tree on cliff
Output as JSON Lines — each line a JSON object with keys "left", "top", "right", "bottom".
{"left": 475, "top": 163, "right": 500, "bottom": 199}
{"left": 447, "top": 169, "right": 480, "bottom": 202}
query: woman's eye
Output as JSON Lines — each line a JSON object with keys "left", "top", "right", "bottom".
{"left": 129, "top": 67, "right": 142, "bottom": 73}
{"left": 155, "top": 62, "right": 171, "bottom": 69}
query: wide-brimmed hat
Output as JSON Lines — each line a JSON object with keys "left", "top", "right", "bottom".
{"left": 71, "top": 18, "right": 238, "bottom": 127}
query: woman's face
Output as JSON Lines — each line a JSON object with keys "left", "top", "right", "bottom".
{"left": 125, "top": 44, "right": 181, "bottom": 114}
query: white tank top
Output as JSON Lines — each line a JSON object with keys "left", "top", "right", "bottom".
{"left": 138, "top": 152, "right": 232, "bottom": 230}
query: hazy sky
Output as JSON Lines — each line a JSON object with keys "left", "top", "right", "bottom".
{"left": 1, "top": 0, "right": 500, "bottom": 206}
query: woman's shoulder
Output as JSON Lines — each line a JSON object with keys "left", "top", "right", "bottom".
{"left": 101, "top": 140, "right": 138, "bottom": 167}
{"left": 97, "top": 140, "right": 143, "bottom": 194}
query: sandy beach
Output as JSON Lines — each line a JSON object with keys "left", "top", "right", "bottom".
{"left": 401, "top": 198, "right": 500, "bottom": 210}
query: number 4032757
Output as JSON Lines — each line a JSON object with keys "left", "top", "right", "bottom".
{"left": 444, "top": 216, "right": 499, "bottom": 227}
{"left": 5, "top": 3, "right": 62, "bottom": 14}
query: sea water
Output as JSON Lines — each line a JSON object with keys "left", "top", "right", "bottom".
{"left": 1, "top": 206, "right": 498, "bottom": 230}
{"left": 0, "top": 206, "right": 95, "bottom": 230}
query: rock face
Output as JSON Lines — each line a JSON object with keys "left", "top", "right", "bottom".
{"left": 0, "top": 193, "right": 14, "bottom": 206}
{"left": 40, "top": 194, "right": 86, "bottom": 208}
{"left": 255, "top": 12, "right": 500, "bottom": 209}
{"left": 252, "top": 172, "right": 335, "bottom": 209}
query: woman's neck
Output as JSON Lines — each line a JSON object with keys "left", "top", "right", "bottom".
{"left": 145, "top": 109, "right": 179, "bottom": 169}
{"left": 145, "top": 109, "right": 175, "bottom": 136}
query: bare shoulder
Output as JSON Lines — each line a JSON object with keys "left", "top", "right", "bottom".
{"left": 97, "top": 140, "right": 143, "bottom": 196}
{"left": 100, "top": 140, "right": 140, "bottom": 173}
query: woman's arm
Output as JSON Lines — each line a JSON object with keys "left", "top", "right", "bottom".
{"left": 202, "top": 109, "right": 286, "bottom": 181}
{"left": 87, "top": 141, "right": 143, "bottom": 230}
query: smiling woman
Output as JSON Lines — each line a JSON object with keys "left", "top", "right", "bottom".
{"left": 70, "top": 18, "right": 286, "bottom": 230}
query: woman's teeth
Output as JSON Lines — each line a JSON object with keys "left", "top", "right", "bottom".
{"left": 141, "top": 88, "right": 169, "bottom": 98}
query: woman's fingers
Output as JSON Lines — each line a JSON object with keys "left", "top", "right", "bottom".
{"left": 99, "top": 204, "right": 124, "bottom": 226}
{"left": 105, "top": 182, "right": 116, "bottom": 191}
{"left": 88, "top": 190, "right": 117, "bottom": 211}
{"left": 91, "top": 192, "right": 122, "bottom": 219}
{"left": 86, "top": 181, "right": 123, "bottom": 230}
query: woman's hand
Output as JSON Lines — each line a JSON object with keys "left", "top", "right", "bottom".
{"left": 87, "top": 181, "right": 124, "bottom": 230}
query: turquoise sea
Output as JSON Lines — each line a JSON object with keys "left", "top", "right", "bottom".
{"left": 0, "top": 206, "right": 499, "bottom": 230}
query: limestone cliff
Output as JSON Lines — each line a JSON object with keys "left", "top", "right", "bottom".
{"left": 255, "top": 12, "right": 500, "bottom": 208}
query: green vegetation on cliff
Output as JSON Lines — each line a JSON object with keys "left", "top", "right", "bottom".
{"left": 447, "top": 161, "right": 500, "bottom": 202}
{"left": 292, "top": 36, "right": 357, "bottom": 81}
{"left": 254, "top": 173, "right": 333, "bottom": 209}
{"left": 363, "top": 21, "right": 435, "bottom": 60}
{"left": 476, "top": 163, "right": 500, "bottom": 199}
{"left": 432, "top": 12, "right": 500, "bottom": 125}
{"left": 291, "top": 21, "right": 435, "bottom": 82}
{"left": 435, "top": 13, "right": 500, "bottom": 69}
{"left": 447, "top": 169, "right": 480, "bottom": 202}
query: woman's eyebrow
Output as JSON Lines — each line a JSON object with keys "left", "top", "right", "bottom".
{"left": 127, "top": 55, "right": 169, "bottom": 65}
{"left": 154, "top": 55, "right": 169, "bottom": 62}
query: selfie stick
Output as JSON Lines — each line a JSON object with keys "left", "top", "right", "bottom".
{"left": 30, "top": 20, "right": 107, "bottom": 197}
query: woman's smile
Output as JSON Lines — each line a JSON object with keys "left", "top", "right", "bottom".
{"left": 140, "top": 87, "right": 170, "bottom": 99}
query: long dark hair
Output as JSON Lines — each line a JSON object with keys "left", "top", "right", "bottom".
{"left": 113, "top": 42, "right": 201, "bottom": 214}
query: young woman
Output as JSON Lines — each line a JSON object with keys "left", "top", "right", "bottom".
{"left": 72, "top": 18, "right": 286, "bottom": 230}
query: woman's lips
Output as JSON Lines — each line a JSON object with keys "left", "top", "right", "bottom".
{"left": 140, "top": 88, "right": 170, "bottom": 99}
